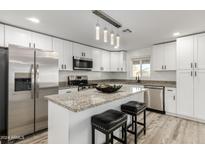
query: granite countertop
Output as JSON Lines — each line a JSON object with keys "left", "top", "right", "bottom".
{"left": 45, "top": 85, "right": 146, "bottom": 112}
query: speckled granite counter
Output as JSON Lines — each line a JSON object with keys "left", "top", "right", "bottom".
{"left": 45, "top": 85, "right": 146, "bottom": 112}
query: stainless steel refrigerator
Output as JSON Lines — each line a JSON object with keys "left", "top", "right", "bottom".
{"left": 8, "top": 45, "right": 58, "bottom": 138}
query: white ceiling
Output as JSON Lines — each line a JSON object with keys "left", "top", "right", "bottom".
{"left": 0, "top": 10, "right": 205, "bottom": 51}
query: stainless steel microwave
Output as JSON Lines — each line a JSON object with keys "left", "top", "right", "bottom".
{"left": 73, "top": 56, "right": 93, "bottom": 70}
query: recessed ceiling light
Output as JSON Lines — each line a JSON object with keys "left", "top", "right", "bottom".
{"left": 173, "top": 32, "right": 180, "bottom": 37}
{"left": 26, "top": 17, "right": 40, "bottom": 24}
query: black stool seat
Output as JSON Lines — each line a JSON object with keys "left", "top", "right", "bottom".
{"left": 121, "top": 101, "right": 146, "bottom": 114}
{"left": 91, "top": 109, "right": 127, "bottom": 130}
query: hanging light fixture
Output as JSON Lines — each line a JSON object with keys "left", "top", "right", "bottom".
{"left": 103, "top": 27, "right": 108, "bottom": 43}
{"left": 110, "top": 31, "right": 114, "bottom": 45}
{"left": 116, "top": 34, "right": 120, "bottom": 48}
{"left": 96, "top": 23, "right": 100, "bottom": 40}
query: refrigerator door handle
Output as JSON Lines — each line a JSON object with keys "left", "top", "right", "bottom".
{"left": 31, "top": 64, "right": 34, "bottom": 99}
{"left": 36, "top": 64, "right": 40, "bottom": 98}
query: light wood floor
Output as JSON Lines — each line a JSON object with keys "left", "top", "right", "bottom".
{"left": 16, "top": 112, "right": 205, "bottom": 144}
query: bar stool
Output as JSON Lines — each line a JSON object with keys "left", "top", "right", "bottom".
{"left": 91, "top": 109, "right": 127, "bottom": 144}
{"left": 121, "top": 101, "right": 146, "bottom": 144}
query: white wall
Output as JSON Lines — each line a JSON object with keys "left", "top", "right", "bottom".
{"left": 126, "top": 47, "right": 176, "bottom": 81}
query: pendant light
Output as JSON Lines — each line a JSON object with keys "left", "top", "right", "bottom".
{"left": 96, "top": 23, "right": 100, "bottom": 40}
{"left": 116, "top": 34, "right": 120, "bottom": 48}
{"left": 110, "top": 31, "right": 114, "bottom": 45}
{"left": 103, "top": 27, "right": 108, "bottom": 43}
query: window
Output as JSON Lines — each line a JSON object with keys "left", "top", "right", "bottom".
{"left": 132, "top": 58, "right": 151, "bottom": 78}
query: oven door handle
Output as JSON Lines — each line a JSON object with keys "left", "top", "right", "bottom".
{"left": 31, "top": 64, "right": 34, "bottom": 99}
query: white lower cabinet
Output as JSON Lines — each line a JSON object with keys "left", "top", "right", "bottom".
{"left": 0, "top": 24, "right": 4, "bottom": 47}
{"left": 177, "top": 70, "right": 194, "bottom": 117}
{"left": 165, "top": 87, "right": 176, "bottom": 114}
{"left": 53, "top": 38, "right": 73, "bottom": 70}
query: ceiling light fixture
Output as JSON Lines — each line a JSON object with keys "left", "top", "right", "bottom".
{"left": 103, "top": 27, "right": 108, "bottom": 43}
{"left": 26, "top": 17, "right": 40, "bottom": 24}
{"left": 110, "top": 31, "right": 114, "bottom": 45}
{"left": 116, "top": 34, "right": 120, "bottom": 48}
{"left": 96, "top": 23, "right": 100, "bottom": 40}
{"left": 173, "top": 32, "right": 180, "bottom": 37}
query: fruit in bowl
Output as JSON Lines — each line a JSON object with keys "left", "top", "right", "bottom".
{"left": 96, "top": 84, "right": 122, "bottom": 93}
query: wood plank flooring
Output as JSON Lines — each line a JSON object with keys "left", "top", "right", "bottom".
{"left": 16, "top": 112, "right": 205, "bottom": 144}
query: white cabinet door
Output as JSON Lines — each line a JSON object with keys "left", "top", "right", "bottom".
{"left": 53, "top": 38, "right": 64, "bottom": 70}
{"left": 110, "top": 52, "right": 120, "bottom": 72}
{"left": 119, "top": 51, "right": 126, "bottom": 72}
{"left": 101, "top": 51, "right": 110, "bottom": 72}
{"left": 0, "top": 24, "right": 4, "bottom": 47}
{"left": 164, "top": 42, "right": 176, "bottom": 70}
{"left": 73, "top": 43, "right": 92, "bottom": 59}
{"left": 195, "top": 34, "right": 205, "bottom": 70}
{"left": 152, "top": 44, "right": 164, "bottom": 71}
{"left": 5, "top": 25, "right": 32, "bottom": 48}
{"left": 165, "top": 87, "right": 176, "bottom": 114}
{"left": 32, "top": 32, "right": 53, "bottom": 51}
{"left": 177, "top": 36, "right": 194, "bottom": 70}
{"left": 92, "top": 48, "right": 102, "bottom": 71}
{"left": 84, "top": 46, "right": 92, "bottom": 59}
{"left": 194, "top": 70, "right": 205, "bottom": 120}
{"left": 177, "top": 70, "right": 194, "bottom": 117}
{"left": 63, "top": 41, "right": 73, "bottom": 70}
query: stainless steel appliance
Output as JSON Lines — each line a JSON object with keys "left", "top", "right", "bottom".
{"left": 144, "top": 85, "right": 165, "bottom": 114}
{"left": 0, "top": 48, "right": 8, "bottom": 139}
{"left": 8, "top": 45, "right": 58, "bottom": 138}
{"left": 73, "top": 56, "right": 93, "bottom": 70}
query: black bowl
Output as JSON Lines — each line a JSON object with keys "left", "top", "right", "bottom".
{"left": 96, "top": 84, "right": 122, "bottom": 93}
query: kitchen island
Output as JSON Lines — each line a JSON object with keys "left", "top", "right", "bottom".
{"left": 45, "top": 84, "right": 146, "bottom": 144}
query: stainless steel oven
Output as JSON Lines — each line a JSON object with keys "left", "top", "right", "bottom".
{"left": 73, "top": 56, "right": 93, "bottom": 70}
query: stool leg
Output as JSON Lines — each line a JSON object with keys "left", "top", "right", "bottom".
{"left": 124, "top": 122, "right": 127, "bottom": 144}
{"left": 106, "top": 133, "right": 109, "bottom": 144}
{"left": 144, "top": 110, "right": 146, "bottom": 135}
{"left": 111, "top": 133, "right": 114, "bottom": 144}
{"left": 135, "top": 115, "right": 138, "bottom": 144}
{"left": 92, "top": 126, "right": 95, "bottom": 144}
{"left": 132, "top": 115, "right": 134, "bottom": 131}
{"left": 121, "top": 125, "right": 124, "bottom": 140}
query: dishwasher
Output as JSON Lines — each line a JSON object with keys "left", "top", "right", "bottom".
{"left": 144, "top": 85, "right": 165, "bottom": 114}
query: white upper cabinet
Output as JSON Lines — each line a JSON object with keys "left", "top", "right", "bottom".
{"left": 63, "top": 41, "right": 73, "bottom": 70}
{"left": 92, "top": 48, "right": 101, "bottom": 71}
{"left": 101, "top": 50, "right": 110, "bottom": 72}
{"left": 110, "top": 51, "right": 126, "bottom": 72}
{"left": 53, "top": 38, "right": 72, "bottom": 70}
{"left": 73, "top": 43, "right": 92, "bottom": 59}
{"left": 152, "top": 44, "right": 165, "bottom": 71}
{"left": 0, "top": 24, "right": 4, "bottom": 47}
{"left": 5, "top": 25, "right": 32, "bottom": 48}
{"left": 53, "top": 38, "right": 64, "bottom": 70}
{"left": 195, "top": 33, "right": 205, "bottom": 70}
{"left": 31, "top": 32, "right": 53, "bottom": 51}
{"left": 177, "top": 36, "right": 194, "bottom": 70}
{"left": 164, "top": 42, "right": 176, "bottom": 70}
{"left": 152, "top": 42, "right": 176, "bottom": 71}
{"left": 92, "top": 48, "right": 110, "bottom": 72}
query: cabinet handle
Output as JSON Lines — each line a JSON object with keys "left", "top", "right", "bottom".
{"left": 173, "top": 96, "right": 176, "bottom": 100}
{"left": 162, "top": 65, "right": 163, "bottom": 69}
{"left": 167, "top": 89, "right": 173, "bottom": 92}
{"left": 195, "top": 71, "right": 197, "bottom": 77}
{"left": 61, "top": 64, "right": 63, "bottom": 69}
{"left": 29, "top": 43, "right": 31, "bottom": 48}
{"left": 65, "top": 65, "right": 66, "bottom": 69}
{"left": 191, "top": 71, "right": 193, "bottom": 76}
{"left": 195, "top": 62, "right": 197, "bottom": 68}
{"left": 34, "top": 43, "right": 36, "bottom": 48}
{"left": 165, "top": 65, "right": 166, "bottom": 69}
{"left": 190, "top": 63, "right": 193, "bottom": 68}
